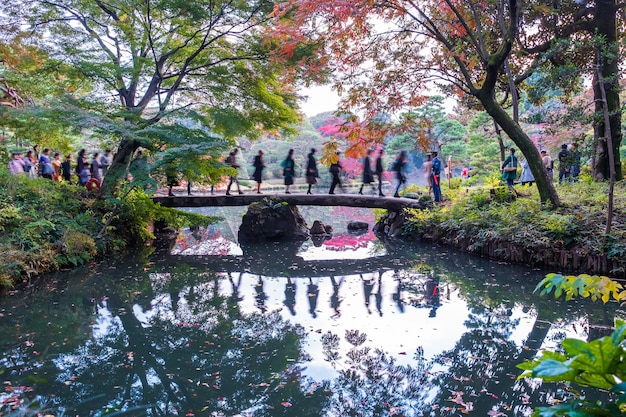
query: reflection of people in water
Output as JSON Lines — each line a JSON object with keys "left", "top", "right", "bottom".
{"left": 228, "top": 272, "right": 244, "bottom": 303}
{"left": 307, "top": 278, "right": 319, "bottom": 318}
{"left": 254, "top": 276, "right": 268, "bottom": 313}
{"left": 361, "top": 273, "right": 375, "bottom": 314}
{"left": 392, "top": 270, "right": 405, "bottom": 313}
{"left": 424, "top": 273, "right": 441, "bottom": 318}
{"left": 283, "top": 277, "right": 297, "bottom": 316}
{"left": 330, "top": 276, "right": 344, "bottom": 318}
{"left": 374, "top": 271, "right": 383, "bottom": 317}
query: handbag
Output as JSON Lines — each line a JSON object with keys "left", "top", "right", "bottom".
{"left": 503, "top": 162, "right": 517, "bottom": 172}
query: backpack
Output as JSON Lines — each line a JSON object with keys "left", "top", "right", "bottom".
{"left": 432, "top": 157, "right": 441, "bottom": 175}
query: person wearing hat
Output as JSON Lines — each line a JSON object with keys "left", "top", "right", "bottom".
{"left": 557, "top": 143, "right": 570, "bottom": 184}
{"left": 540, "top": 150, "right": 553, "bottom": 180}
{"left": 8, "top": 151, "right": 25, "bottom": 175}
{"left": 252, "top": 149, "right": 266, "bottom": 194}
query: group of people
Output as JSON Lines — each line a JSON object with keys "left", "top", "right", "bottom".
{"left": 225, "top": 148, "right": 392, "bottom": 196}
{"left": 216, "top": 147, "right": 444, "bottom": 199}
{"left": 500, "top": 143, "right": 580, "bottom": 189}
{"left": 500, "top": 143, "right": 581, "bottom": 188}
{"left": 8, "top": 147, "right": 113, "bottom": 189}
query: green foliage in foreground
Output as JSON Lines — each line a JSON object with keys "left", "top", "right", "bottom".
{"left": 518, "top": 319, "right": 626, "bottom": 416}
{"left": 0, "top": 170, "right": 219, "bottom": 288}
{"left": 517, "top": 273, "right": 626, "bottom": 416}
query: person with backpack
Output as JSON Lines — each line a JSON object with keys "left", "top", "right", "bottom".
{"left": 392, "top": 150, "right": 408, "bottom": 198}
{"left": 38, "top": 148, "right": 54, "bottom": 179}
{"left": 557, "top": 144, "right": 570, "bottom": 184}
{"left": 225, "top": 149, "right": 243, "bottom": 195}
{"left": 328, "top": 151, "right": 344, "bottom": 194}
{"left": 431, "top": 151, "right": 442, "bottom": 203}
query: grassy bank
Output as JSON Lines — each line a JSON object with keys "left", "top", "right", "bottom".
{"left": 0, "top": 170, "right": 217, "bottom": 288}
{"left": 395, "top": 179, "right": 626, "bottom": 277}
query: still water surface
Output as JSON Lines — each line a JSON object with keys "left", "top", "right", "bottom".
{"left": 0, "top": 206, "right": 616, "bottom": 416}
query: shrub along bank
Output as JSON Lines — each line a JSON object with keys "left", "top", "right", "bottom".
{"left": 384, "top": 181, "right": 626, "bottom": 278}
{"left": 0, "top": 170, "right": 217, "bottom": 288}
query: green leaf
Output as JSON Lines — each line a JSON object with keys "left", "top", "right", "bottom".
{"left": 532, "top": 358, "right": 578, "bottom": 382}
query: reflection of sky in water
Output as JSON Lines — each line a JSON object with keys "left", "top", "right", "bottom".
{"left": 298, "top": 240, "right": 383, "bottom": 261}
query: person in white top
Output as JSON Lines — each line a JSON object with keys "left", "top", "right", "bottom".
{"left": 422, "top": 153, "right": 433, "bottom": 195}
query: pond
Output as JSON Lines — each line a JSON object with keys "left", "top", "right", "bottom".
{"left": 0, "top": 206, "right": 617, "bottom": 417}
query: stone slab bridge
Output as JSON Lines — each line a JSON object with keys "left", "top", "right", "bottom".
{"left": 152, "top": 193, "right": 425, "bottom": 210}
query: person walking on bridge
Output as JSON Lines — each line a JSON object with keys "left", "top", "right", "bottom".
{"left": 305, "top": 148, "right": 319, "bottom": 194}
{"left": 358, "top": 149, "right": 375, "bottom": 195}
{"left": 282, "top": 149, "right": 296, "bottom": 194}
{"left": 225, "top": 149, "right": 243, "bottom": 195}
{"left": 392, "top": 150, "right": 408, "bottom": 198}
{"left": 375, "top": 148, "right": 385, "bottom": 197}
{"left": 328, "top": 151, "right": 344, "bottom": 194}
{"left": 252, "top": 150, "right": 265, "bottom": 194}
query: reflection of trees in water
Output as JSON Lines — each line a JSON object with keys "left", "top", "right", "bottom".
{"left": 425, "top": 305, "right": 564, "bottom": 416}
{"left": 25, "top": 273, "right": 330, "bottom": 416}
{"left": 322, "top": 329, "right": 432, "bottom": 416}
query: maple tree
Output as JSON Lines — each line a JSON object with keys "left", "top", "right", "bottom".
{"left": 270, "top": 0, "right": 562, "bottom": 206}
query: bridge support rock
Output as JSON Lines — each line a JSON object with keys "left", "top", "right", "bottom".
{"left": 373, "top": 210, "right": 412, "bottom": 238}
{"left": 238, "top": 198, "right": 310, "bottom": 242}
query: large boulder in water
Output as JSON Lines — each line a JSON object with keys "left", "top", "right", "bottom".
{"left": 238, "top": 197, "right": 310, "bottom": 242}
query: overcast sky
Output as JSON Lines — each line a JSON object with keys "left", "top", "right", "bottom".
{"left": 299, "top": 84, "right": 457, "bottom": 118}
{"left": 299, "top": 85, "right": 340, "bottom": 118}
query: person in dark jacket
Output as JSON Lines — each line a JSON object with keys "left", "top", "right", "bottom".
{"left": 305, "top": 148, "right": 319, "bottom": 194}
{"left": 252, "top": 150, "right": 266, "bottom": 194}
{"left": 282, "top": 149, "right": 296, "bottom": 194}
{"left": 375, "top": 148, "right": 385, "bottom": 196}
{"left": 358, "top": 149, "right": 375, "bottom": 195}
{"left": 501, "top": 147, "right": 519, "bottom": 190}
{"left": 328, "top": 152, "right": 343, "bottom": 194}
{"left": 392, "top": 150, "right": 408, "bottom": 198}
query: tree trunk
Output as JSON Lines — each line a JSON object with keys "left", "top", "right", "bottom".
{"left": 592, "top": 0, "right": 622, "bottom": 180}
{"left": 98, "top": 139, "right": 139, "bottom": 198}
{"left": 479, "top": 94, "right": 561, "bottom": 208}
{"left": 596, "top": 63, "right": 615, "bottom": 237}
